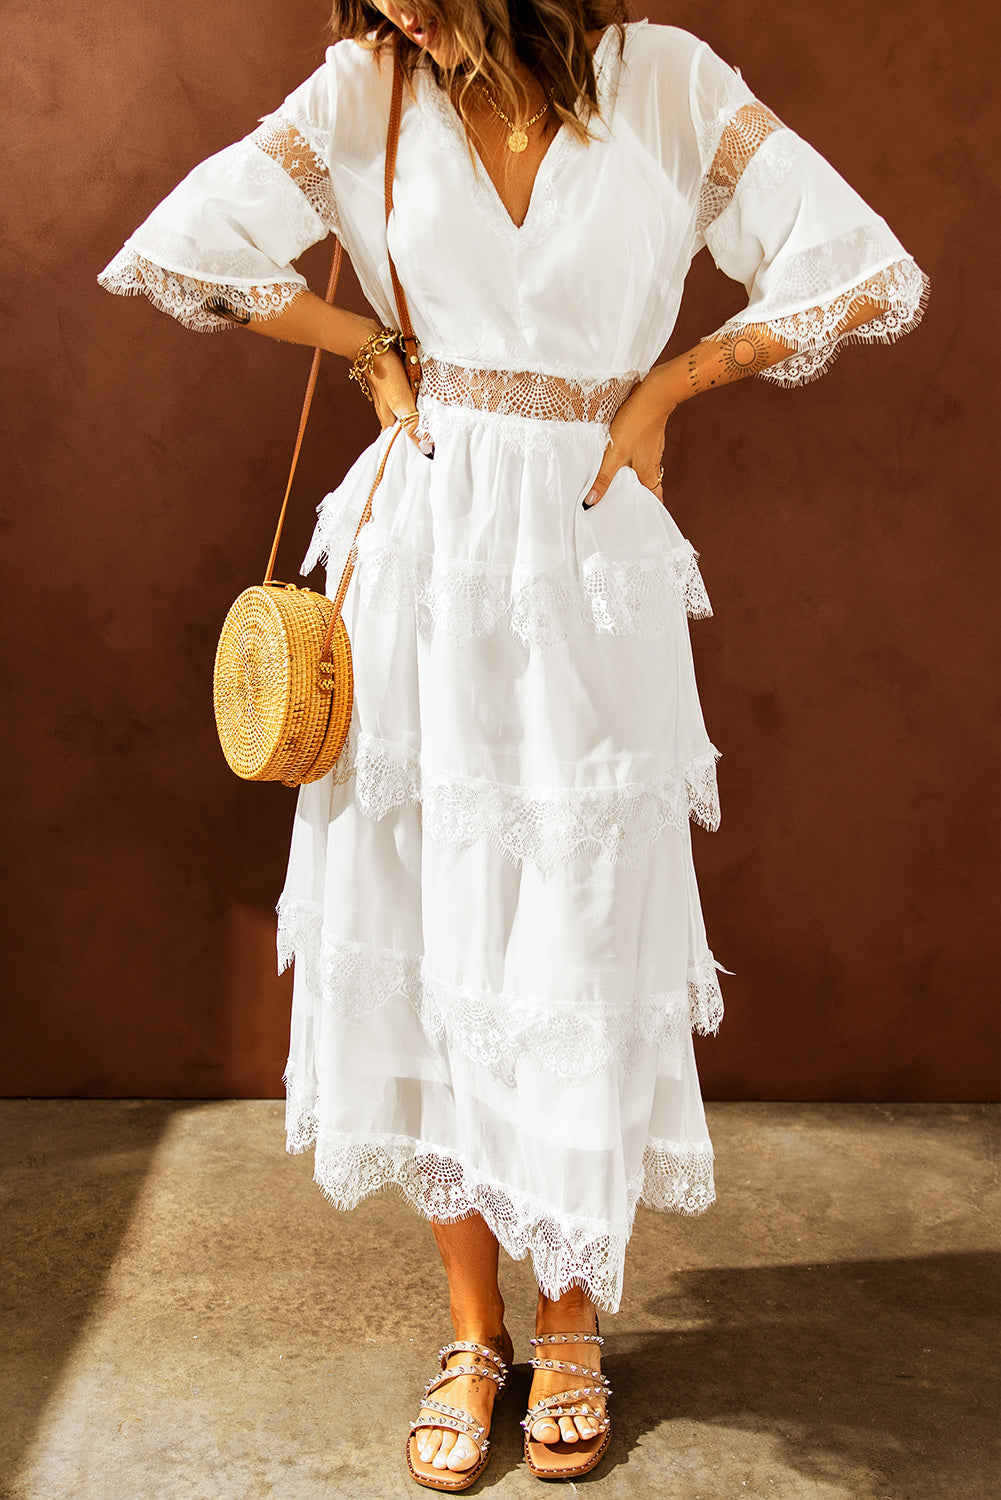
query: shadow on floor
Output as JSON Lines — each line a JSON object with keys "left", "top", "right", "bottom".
{"left": 0, "top": 1100, "right": 187, "bottom": 1484}
{"left": 561, "top": 1251, "right": 1000, "bottom": 1498}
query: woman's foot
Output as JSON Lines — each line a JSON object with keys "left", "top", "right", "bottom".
{"left": 409, "top": 1329, "right": 513, "bottom": 1483}
{"left": 527, "top": 1289, "right": 606, "bottom": 1446}
{"left": 522, "top": 1287, "right": 611, "bottom": 1479}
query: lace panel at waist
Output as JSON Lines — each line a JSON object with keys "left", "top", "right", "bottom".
{"left": 421, "top": 357, "right": 638, "bottom": 424}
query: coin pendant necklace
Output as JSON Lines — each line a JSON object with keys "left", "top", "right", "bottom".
{"left": 480, "top": 83, "right": 554, "bottom": 153}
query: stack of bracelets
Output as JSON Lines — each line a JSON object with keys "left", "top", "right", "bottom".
{"left": 348, "top": 328, "right": 405, "bottom": 400}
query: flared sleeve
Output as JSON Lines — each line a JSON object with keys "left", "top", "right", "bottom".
{"left": 689, "top": 42, "right": 928, "bottom": 385}
{"left": 97, "top": 62, "right": 344, "bottom": 331}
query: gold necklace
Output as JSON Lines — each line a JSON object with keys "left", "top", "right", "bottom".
{"left": 479, "top": 83, "right": 554, "bottom": 153}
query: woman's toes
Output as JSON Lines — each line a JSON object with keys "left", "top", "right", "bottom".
{"left": 432, "top": 1430, "right": 458, "bottom": 1469}
{"left": 417, "top": 1423, "right": 441, "bottom": 1463}
{"left": 575, "top": 1415, "right": 596, "bottom": 1439}
{"left": 558, "top": 1415, "right": 579, "bottom": 1442}
{"left": 532, "top": 1416, "right": 561, "bottom": 1444}
{"left": 445, "top": 1436, "right": 478, "bottom": 1472}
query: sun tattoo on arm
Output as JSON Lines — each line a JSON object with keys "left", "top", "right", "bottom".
{"left": 685, "top": 326, "right": 775, "bottom": 396}
{"left": 719, "top": 326, "right": 773, "bottom": 379}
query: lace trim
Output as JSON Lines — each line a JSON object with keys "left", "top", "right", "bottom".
{"left": 249, "top": 112, "right": 340, "bottom": 232}
{"left": 421, "top": 357, "right": 637, "bottom": 425}
{"left": 98, "top": 247, "right": 304, "bottom": 332}
{"left": 324, "top": 734, "right": 720, "bottom": 869}
{"left": 703, "top": 130, "right": 798, "bottom": 265}
{"left": 306, "top": 519, "right": 712, "bottom": 646}
{"left": 276, "top": 908, "right": 724, "bottom": 1084}
{"left": 715, "top": 250, "right": 929, "bottom": 387}
{"left": 697, "top": 100, "right": 785, "bottom": 234}
{"left": 280, "top": 1124, "right": 715, "bottom": 1309}
{"left": 694, "top": 69, "right": 757, "bottom": 192}
{"left": 638, "top": 1139, "right": 717, "bottom": 1217}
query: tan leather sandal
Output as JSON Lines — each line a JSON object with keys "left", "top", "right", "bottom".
{"left": 406, "top": 1339, "right": 510, "bottom": 1492}
{"left": 522, "top": 1331, "right": 612, "bottom": 1480}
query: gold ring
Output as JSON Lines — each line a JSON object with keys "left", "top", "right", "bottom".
{"left": 401, "top": 411, "right": 420, "bottom": 429}
{"left": 656, "top": 466, "right": 664, "bottom": 484}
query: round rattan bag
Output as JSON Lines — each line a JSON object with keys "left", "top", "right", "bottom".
{"left": 213, "top": 583, "right": 353, "bottom": 787}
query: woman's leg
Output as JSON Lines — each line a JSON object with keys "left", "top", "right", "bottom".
{"left": 528, "top": 1284, "right": 605, "bottom": 1445}
{"left": 413, "top": 1214, "right": 513, "bottom": 1473}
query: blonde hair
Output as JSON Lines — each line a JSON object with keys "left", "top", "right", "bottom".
{"left": 329, "top": 0, "right": 628, "bottom": 143}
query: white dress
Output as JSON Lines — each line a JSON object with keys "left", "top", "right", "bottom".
{"left": 99, "top": 22, "right": 925, "bottom": 1310}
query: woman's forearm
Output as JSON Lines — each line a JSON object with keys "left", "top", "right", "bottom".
{"left": 647, "top": 297, "right": 885, "bottom": 414}
{"left": 247, "top": 288, "right": 380, "bottom": 361}
{"left": 645, "top": 324, "right": 794, "bottom": 414}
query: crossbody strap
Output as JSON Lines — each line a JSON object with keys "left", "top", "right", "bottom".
{"left": 264, "top": 40, "right": 421, "bottom": 631}
{"left": 386, "top": 49, "right": 423, "bottom": 398}
{"left": 262, "top": 243, "right": 343, "bottom": 585}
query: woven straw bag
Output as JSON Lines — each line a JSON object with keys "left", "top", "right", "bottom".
{"left": 213, "top": 53, "right": 421, "bottom": 787}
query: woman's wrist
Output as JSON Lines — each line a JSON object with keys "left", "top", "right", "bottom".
{"left": 633, "top": 361, "right": 683, "bottom": 424}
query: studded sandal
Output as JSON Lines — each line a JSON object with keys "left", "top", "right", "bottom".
{"left": 407, "top": 1339, "right": 510, "bottom": 1492}
{"left": 522, "top": 1331, "right": 612, "bottom": 1480}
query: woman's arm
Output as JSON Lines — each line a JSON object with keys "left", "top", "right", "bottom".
{"left": 248, "top": 290, "right": 421, "bottom": 436}
{"left": 583, "top": 297, "right": 883, "bottom": 509}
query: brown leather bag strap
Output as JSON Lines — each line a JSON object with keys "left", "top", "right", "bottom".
{"left": 265, "top": 43, "right": 417, "bottom": 669}
{"left": 262, "top": 242, "right": 343, "bottom": 585}
{"left": 321, "top": 418, "right": 406, "bottom": 657}
{"left": 386, "top": 48, "right": 422, "bottom": 398}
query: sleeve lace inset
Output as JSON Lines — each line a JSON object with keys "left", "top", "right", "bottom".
{"left": 696, "top": 101, "right": 785, "bottom": 236}
{"left": 248, "top": 112, "right": 340, "bottom": 234}
{"left": 695, "top": 83, "right": 928, "bottom": 386}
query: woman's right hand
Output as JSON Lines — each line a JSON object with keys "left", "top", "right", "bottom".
{"left": 366, "top": 344, "right": 424, "bottom": 447}
{"left": 248, "top": 293, "right": 425, "bottom": 448}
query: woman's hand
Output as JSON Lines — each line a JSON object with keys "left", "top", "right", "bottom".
{"left": 582, "top": 367, "right": 677, "bottom": 509}
{"left": 248, "top": 294, "right": 425, "bottom": 449}
{"left": 365, "top": 344, "right": 424, "bottom": 448}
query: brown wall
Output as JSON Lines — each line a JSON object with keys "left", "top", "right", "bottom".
{"left": 2, "top": 0, "right": 997, "bottom": 1100}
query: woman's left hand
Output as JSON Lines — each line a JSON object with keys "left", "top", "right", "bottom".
{"left": 582, "top": 368, "right": 677, "bottom": 509}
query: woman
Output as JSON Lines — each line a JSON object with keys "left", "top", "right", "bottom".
{"left": 99, "top": 0, "right": 925, "bottom": 1486}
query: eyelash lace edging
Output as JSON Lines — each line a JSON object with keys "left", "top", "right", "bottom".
{"left": 278, "top": 1117, "right": 716, "bottom": 1310}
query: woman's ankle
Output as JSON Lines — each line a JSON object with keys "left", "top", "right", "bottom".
{"left": 449, "top": 1297, "right": 507, "bottom": 1346}
{"left": 535, "top": 1285, "right": 598, "bottom": 1332}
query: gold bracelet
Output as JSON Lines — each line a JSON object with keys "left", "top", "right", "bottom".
{"left": 348, "top": 328, "right": 404, "bottom": 401}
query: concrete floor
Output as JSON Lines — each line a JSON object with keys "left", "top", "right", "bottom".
{"left": 1, "top": 1102, "right": 997, "bottom": 1500}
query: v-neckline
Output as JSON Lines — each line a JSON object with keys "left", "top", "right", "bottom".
{"left": 420, "top": 25, "right": 618, "bottom": 240}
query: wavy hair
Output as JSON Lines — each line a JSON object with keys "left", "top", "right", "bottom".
{"left": 329, "top": 0, "right": 628, "bottom": 144}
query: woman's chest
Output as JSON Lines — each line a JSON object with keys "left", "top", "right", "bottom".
{"left": 328, "top": 92, "right": 696, "bottom": 362}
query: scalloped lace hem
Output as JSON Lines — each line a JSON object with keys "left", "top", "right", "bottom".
{"left": 714, "top": 253, "right": 929, "bottom": 387}
{"left": 304, "top": 524, "right": 713, "bottom": 645}
{"left": 97, "top": 248, "right": 305, "bottom": 333}
{"left": 316, "top": 734, "right": 720, "bottom": 869}
{"left": 280, "top": 1123, "right": 715, "bottom": 1309}
{"left": 277, "top": 907, "right": 724, "bottom": 1084}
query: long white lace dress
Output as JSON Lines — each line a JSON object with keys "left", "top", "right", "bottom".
{"left": 99, "top": 22, "right": 926, "bottom": 1310}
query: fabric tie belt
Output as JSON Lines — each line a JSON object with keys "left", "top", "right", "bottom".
{"left": 420, "top": 356, "right": 637, "bottom": 425}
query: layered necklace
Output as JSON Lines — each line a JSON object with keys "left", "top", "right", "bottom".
{"left": 479, "top": 82, "right": 555, "bottom": 153}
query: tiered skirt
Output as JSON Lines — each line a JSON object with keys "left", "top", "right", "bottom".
{"left": 278, "top": 384, "right": 722, "bottom": 1311}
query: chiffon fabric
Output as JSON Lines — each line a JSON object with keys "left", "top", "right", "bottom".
{"left": 99, "top": 22, "right": 926, "bottom": 1309}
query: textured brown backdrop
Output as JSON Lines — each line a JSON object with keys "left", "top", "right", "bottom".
{"left": 1, "top": 0, "right": 997, "bottom": 1099}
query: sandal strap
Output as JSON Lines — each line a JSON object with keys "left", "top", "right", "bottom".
{"left": 438, "top": 1340, "right": 509, "bottom": 1379}
{"left": 529, "top": 1332, "right": 603, "bottom": 1348}
{"left": 528, "top": 1355, "right": 609, "bottom": 1382}
{"left": 521, "top": 1391, "right": 609, "bottom": 1432}
{"left": 424, "top": 1362, "right": 504, "bottom": 1398}
{"left": 413, "top": 1399, "right": 488, "bottom": 1452}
